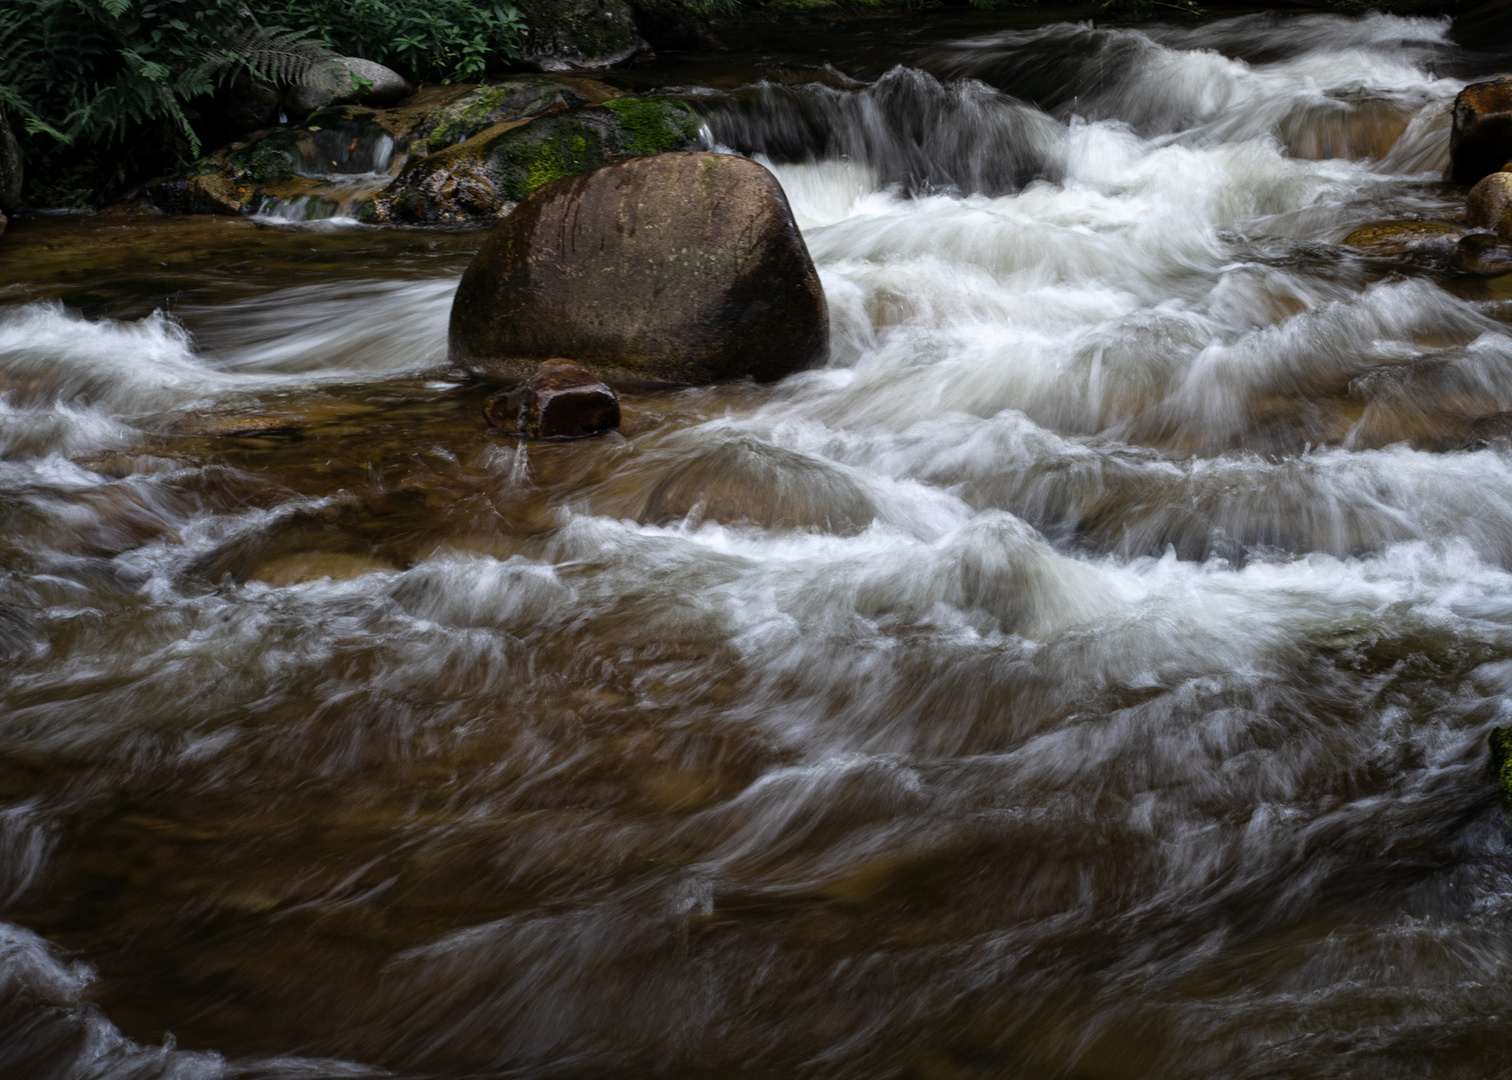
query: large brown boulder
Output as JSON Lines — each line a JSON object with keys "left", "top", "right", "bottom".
{"left": 448, "top": 151, "right": 829, "bottom": 389}
{"left": 1450, "top": 77, "right": 1512, "bottom": 185}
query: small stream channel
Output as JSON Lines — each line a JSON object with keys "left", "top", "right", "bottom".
{"left": 5, "top": 9, "right": 1512, "bottom": 1079}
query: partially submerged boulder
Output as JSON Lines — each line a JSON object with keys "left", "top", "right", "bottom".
{"left": 449, "top": 151, "right": 829, "bottom": 389}
{"left": 483, "top": 359, "right": 621, "bottom": 439}
{"left": 1450, "top": 77, "right": 1512, "bottom": 185}
{"left": 1452, "top": 232, "right": 1512, "bottom": 275}
{"left": 286, "top": 57, "right": 413, "bottom": 116}
{"left": 1468, "top": 170, "right": 1512, "bottom": 235}
{"left": 1342, "top": 220, "right": 1466, "bottom": 259}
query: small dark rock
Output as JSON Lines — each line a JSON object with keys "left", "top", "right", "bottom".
{"left": 483, "top": 359, "right": 622, "bottom": 440}
{"left": 1452, "top": 232, "right": 1512, "bottom": 275}
{"left": 1450, "top": 77, "right": 1512, "bottom": 186}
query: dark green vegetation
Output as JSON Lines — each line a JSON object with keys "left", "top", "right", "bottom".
{"left": 254, "top": 0, "right": 527, "bottom": 83}
{"left": 1492, "top": 727, "right": 1512, "bottom": 809}
{"left": 0, "top": 0, "right": 1492, "bottom": 210}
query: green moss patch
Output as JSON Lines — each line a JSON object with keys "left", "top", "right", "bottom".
{"left": 602, "top": 97, "right": 701, "bottom": 157}
{"left": 1492, "top": 727, "right": 1512, "bottom": 811}
{"left": 417, "top": 81, "right": 568, "bottom": 154}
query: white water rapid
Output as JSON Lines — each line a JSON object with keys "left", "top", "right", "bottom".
{"left": 4, "top": 11, "right": 1512, "bottom": 1080}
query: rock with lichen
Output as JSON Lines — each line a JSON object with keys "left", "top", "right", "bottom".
{"left": 137, "top": 76, "right": 698, "bottom": 225}
{"left": 1342, "top": 220, "right": 1467, "bottom": 261}
{"left": 358, "top": 96, "right": 701, "bottom": 225}
{"left": 1491, "top": 727, "right": 1512, "bottom": 811}
{"left": 449, "top": 151, "right": 828, "bottom": 389}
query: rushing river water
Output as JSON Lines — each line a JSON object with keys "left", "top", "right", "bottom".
{"left": 7, "top": 9, "right": 1512, "bottom": 1078}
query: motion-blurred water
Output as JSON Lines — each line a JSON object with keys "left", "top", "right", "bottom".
{"left": 5, "top": 11, "right": 1512, "bottom": 1079}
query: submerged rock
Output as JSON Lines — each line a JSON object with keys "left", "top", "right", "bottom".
{"left": 638, "top": 436, "right": 876, "bottom": 532}
{"left": 449, "top": 151, "right": 829, "bottom": 389}
{"left": 145, "top": 171, "right": 259, "bottom": 216}
{"left": 287, "top": 57, "right": 413, "bottom": 116}
{"left": 483, "top": 359, "right": 622, "bottom": 440}
{"left": 1342, "top": 220, "right": 1466, "bottom": 259}
{"left": 1452, "top": 232, "right": 1512, "bottom": 275}
{"left": 1450, "top": 77, "right": 1512, "bottom": 185}
{"left": 1279, "top": 98, "right": 1412, "bottom": 162}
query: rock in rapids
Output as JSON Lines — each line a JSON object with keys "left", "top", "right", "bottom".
{"left": 448, "top": 151, "right": 829, "bottom": 389}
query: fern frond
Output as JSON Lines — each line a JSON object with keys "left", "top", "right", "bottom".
{"left": 208, "top": 24, "right": 343, "bottom": 93}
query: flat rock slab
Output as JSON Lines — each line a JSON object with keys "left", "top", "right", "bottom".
{"left": 449, "top": 151, "right": 828, "bottom": 389}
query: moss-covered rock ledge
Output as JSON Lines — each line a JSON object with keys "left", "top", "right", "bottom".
{"left": 139, "top": 76, "right": 702, "bottom": 226}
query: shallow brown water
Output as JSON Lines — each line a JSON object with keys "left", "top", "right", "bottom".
{"left": 8, "top": 10, "right": 1512, "bottom": 1080}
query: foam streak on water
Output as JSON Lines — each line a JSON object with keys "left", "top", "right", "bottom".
{"left": 4, "top": 12, "right": 1512, "bottom": 1080}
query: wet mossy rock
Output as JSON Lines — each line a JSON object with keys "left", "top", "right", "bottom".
{"left": 361, "top": 96, "right": 700, "bottom": 224}
{"left": 517, "top": 0, "right": 648, "bottom": 70}
{"left": 449, "top": 151, "right": 829, "bottom": 389}
{"left": 1342, "top": 220, "right": 1466, "bottom": 258}
{"left": 140, "top": 77, "right": 639, "bottom": 220}
{"left": 1450, "top": 77, "right": 1512, "bottom": 186}
{"left": 1491, "top": 726, "right": 1512, "bottom": 811}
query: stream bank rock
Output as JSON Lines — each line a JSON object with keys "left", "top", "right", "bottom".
{"left": 1450, "top": 77, "right": 1512, "bottom": 185}
{"left": 286, "top": 57, "right": 413, "bottom": 116}
{"left": 140, "top": 77, "right": 700, "bottom": 225}
{"left": 1453, "top": 233, "right": 1512, "bottom": 275}
{"left": 484, "top": 360, "right": 621, "bottom": 439}
{"left": 360, "top": 95, "right": 699, "bottom": 224}
{"left": 449, "top": 151, "right": 828, "bottom": 389}
{"left": 516, "top": 0, "right": 649, "bottom": 70}
{"left": 1468, "top": 170, "right": 1512, "bottom": 236}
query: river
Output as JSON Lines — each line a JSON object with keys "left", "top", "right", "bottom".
{"left": 4, "top": 8, "right": 1512, "bottom": 1078}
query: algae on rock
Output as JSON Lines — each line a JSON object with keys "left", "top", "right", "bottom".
{"left": 360, "top": 96, "right": 701, "bottom": 225}
{"left": 1491, "top": 727, "right": 1512, "bottom": 810}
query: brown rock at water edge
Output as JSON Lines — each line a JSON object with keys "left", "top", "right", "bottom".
{"left": 1450, "top": 77, "right": 1512, "bottom": 185}
{"left": 1452, "top": 232, "right": 1512, "bottom": 275}
{"left": 483, "top": 360, "right": 622, "bottom": 440}
{"left": 449, "top": 151, "right": 829, "bottom": 389}
{"left": 1469, "top": 170, "right": 1512, "bottom": 236}
{"left": 1342, "top": 220, "right": 1465, "bottom": 258}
